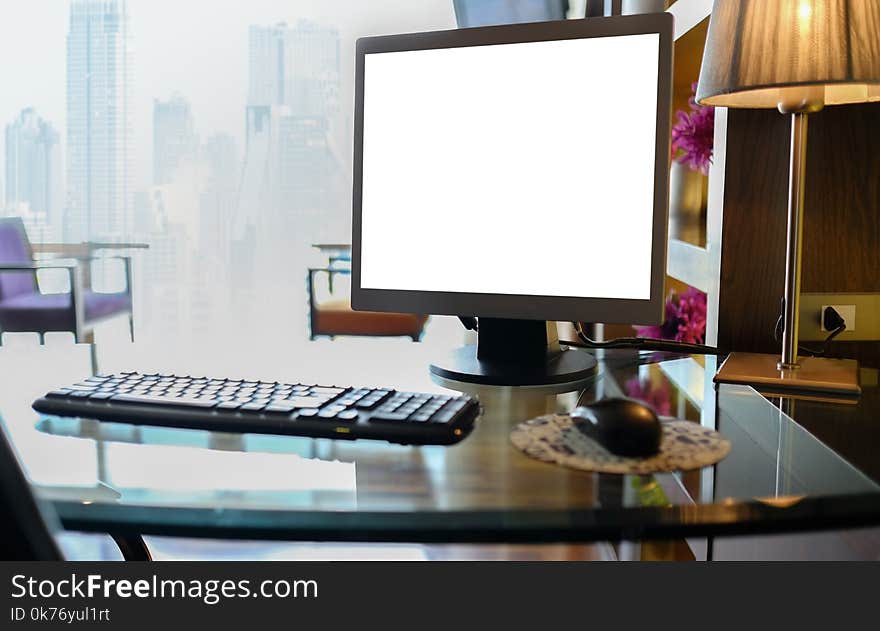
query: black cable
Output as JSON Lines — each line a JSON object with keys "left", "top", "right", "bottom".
{"left": 566, "top": 322, "right": 726, "bottom": 356}
{"left": 452, "top": 317, "right": 725, "bottom": 356}
{"left": 774, "top": 304, "right": 846, "bottom": 357}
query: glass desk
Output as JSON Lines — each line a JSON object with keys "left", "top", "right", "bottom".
{"left": 2, "top": 339, "right": 879, "bottom": 547}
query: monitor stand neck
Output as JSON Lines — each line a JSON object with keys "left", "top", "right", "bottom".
{"left": 476, "top": 318, "right": 560, "bottom": 361}
{"left": 429, "top": 318, "right": 597, "bottom": 387}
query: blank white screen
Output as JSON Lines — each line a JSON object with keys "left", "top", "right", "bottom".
{"left": 360, "top": 33, "right": 659, "bottom": 299}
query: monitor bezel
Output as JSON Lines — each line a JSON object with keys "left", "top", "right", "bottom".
{"left": 352, "top": 13, "right": 673, "bottom": 325}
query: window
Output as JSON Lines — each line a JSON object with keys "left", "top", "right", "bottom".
{"left": 1, "top": 1, "right": 455, "bottom": 342}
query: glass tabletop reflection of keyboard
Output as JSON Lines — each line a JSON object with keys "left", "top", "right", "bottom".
{"left": 33, "top": 372, "right": 480, "bottom": 445}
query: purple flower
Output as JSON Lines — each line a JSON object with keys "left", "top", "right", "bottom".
{"left": 671, "top": 83, "right": 715, "bottom": 175}
{"left": 624, "top": 376, "right": 672, "bottom": 417}
{"left": 634, "top": 286, "right": 707, "bottom": 344}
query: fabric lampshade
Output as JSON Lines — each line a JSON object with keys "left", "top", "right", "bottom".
{"left": 696, "top": 0, "right": 880, "bottom": 109}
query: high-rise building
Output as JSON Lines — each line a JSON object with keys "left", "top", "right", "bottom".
{"left": 153, "top": 95, "right": 198, "bottom": 186}
{"left": 65, "top": 0, "right": 133, "bottom": 242}
{"left": 239, "top": 19, "right": 344, "bottom": 254}
{"left": 247, "top": 20, "right": 340, "bottom": 115}
{"left": 199, "top": 133, "right": 240, "bottom": 257}
{"left": 4, "top": 108, "right": 63, "bottom": 234}
{"left": 278, "top": 116, "right": 338, "bottom": 216}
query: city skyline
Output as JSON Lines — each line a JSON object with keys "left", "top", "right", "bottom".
{"left": 0, "top": 1, "right": 454, "bottom": 197}
{"left": 0, "top": 0, "right": 455, "bottom": 341}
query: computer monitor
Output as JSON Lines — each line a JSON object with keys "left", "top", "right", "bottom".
{"left": 453, "top": 0, "right": 568, "bottom": 28}
{"left": 352, "top": 14, "right": 673, "bottom": 386}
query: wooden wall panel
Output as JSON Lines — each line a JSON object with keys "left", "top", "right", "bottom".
{"left": 802, "top": 105, "right": 880, "bottom": 292}
{"left": 718, "top": 103, "right": 880, "bottom": 367}
{"left": 718, "top": 109, "right": 790, "bottom": 355}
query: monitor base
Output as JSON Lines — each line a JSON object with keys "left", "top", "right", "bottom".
{"left": 429, "top": 318, "right": 597, "bottom": 387}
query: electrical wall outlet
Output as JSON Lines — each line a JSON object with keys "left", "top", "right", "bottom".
{"left": 821, "top": 304, "right": 856, "bottom": 332}
{"left": 799, "top": 293, "right": 880, "bottom": 341}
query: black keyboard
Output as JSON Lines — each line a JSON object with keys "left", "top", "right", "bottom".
{"left": 32, "top": 372, "right": 480, "bottom": 445}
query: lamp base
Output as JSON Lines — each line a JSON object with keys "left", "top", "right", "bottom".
{"left": 714, "top": 352, "right": 861, "bottom": 397}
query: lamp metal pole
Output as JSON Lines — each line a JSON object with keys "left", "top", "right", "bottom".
{"left": 778, "top": 111, "right": 810, "bottom": 370}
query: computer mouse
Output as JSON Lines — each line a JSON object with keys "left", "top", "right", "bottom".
{"left": 570, "top": 398, "right": 662, "bottom": 458}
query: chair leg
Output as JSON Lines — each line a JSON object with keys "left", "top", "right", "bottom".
{"left": 128, "top": 315, "right": 135, "bottom": 343}
{"left": 83, "top": 330, "right": 98, "bottom": 375}
{"left": 110, "top": 533, "right": 152, "bottom": 561}
{"left": 89, "top": 345, "right": 98, "bottom": 376}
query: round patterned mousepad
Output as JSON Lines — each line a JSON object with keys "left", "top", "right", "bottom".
{"left": 510, "top": 414, "right": 731, "bottom": 474}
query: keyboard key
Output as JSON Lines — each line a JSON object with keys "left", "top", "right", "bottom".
{"left": 355, "top": 398, "right": 380, "bottom": 410}
{"left": 265, "top": 403, "right": 296, "bottom": 414}
{"left": 88, "top": 392, "right": 114, "bottom": 400}
{"left": 312, "top": 386, "right": 346, "bottom": 395}
{"left": 46, "top": 389, "right": 73, "bottom": 398}
{"left": 111, "top": 393, "right": 219, "bottom": 408}
{"left": 450, "top": 399, "right": 468, "bottom": 412}
{"left": 240, "top": 402, "right": 266, "bottom": 411}
{"left": 296, "top": 408, "right": 319, "bottom": 417}
{"left": 370, "top": 411, "right": 410, "bottom": 422}
{"left": 286, "top": 396, "right": 326, "bottom": 409}
{"left": 431, "top": 410, "right": 456, "bottom": 424}
{"left": 337, "top": 410, "right": 359, "bottom": 421}
{"left": 216, "top": 401, "right": 241, "bottom": 410}
{"left": 318, "top": 405, "right": 347, "bottom": 418}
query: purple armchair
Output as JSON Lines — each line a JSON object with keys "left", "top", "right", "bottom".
{"left": 0, "top": 217, "right": 136, "bottom": 372}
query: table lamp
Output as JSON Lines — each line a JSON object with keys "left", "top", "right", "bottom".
{"left": 697, "top": 0, "right": 880, "bottom": 395}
